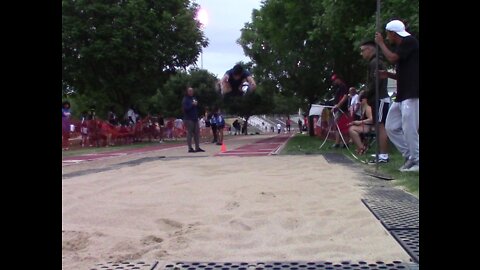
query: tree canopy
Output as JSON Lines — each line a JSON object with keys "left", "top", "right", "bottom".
{"left": 62, "top": 0, "right": 208, "bottom": 113}
{"left": 238, "top": 0, "right": 419, "bottom": 113}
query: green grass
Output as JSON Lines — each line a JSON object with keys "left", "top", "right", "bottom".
{"left": 281, "top": 134, "right": 419, "bottom": 197}
{"left": 61, "top": 140, "right": 181, "bottom": 158}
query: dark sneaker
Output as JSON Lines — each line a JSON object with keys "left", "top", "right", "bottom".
{"left": 216, "top": 142, "right": 222, "bottom": 145}
{"left": 188, "top": 148, "right": 195, "bottom": 153}
{"left": 195, "top": 148, "right": 205, "bottom": 152}
{"left": 331, "top": 144, "right": 341, "bottom": 148}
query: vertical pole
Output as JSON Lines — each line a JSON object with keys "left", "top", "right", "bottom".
{"left": 375, "top": 0, "right": 381, "bottom": 170}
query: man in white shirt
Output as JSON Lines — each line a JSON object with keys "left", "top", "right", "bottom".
{"left": 348, "top": 87, "right": 361, "bottom": 121}
{"left": 126, "top": 106, "right": 136, "bottom": 126}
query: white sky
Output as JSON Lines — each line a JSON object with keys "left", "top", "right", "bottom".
{"left": 193, "top": 0, "right": 263, "bottom": 78}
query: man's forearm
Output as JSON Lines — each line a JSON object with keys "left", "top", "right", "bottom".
{"left": 378, "top": 42, "right": 399, "bottom": 64}
{"left": 337, "top": 95, "right": 347, "bottom": 108}
{"left": 221, "top": 80, "right": 231, "bottom": 94}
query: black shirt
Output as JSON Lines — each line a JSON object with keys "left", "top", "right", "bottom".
{"left": 395, "top": 35, "right": 419, "bottom": 102}
{"left": 334, "top": 81, "right": 349, "bottom": 112}
{"left": 366, "top": 54, "right": 389, "bottom": 106}
{"left": 226, "top": 68, "right": 251, "bottom": 94}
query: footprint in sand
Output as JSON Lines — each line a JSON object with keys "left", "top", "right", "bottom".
{"left": 279, "top": 217, "right": 300, "bottom": 230}
{"left": 154, "top": 249, "right": 169, "bottom": 258}
{"left": 111, "top": 251, "right": 144, "bottom": 261}
{"left": 225, "top": 201, "right": 240, "bottom": 210}
{"left": 62, "top": 230, "right": 90, "bottom": 252}
{"left": 165, "top": 236, "right": 190, "bottom": 250}
{"left": 260, "top": 191, "right": 276, "bottom": 198}
{"left": 155, "top": 218, "right": 183, "bottom": 232}
{"left": 229, "top": 219, "right": 252, "bottom": 231}
{"left": 256, "top": 192, "right": 277, "bottom": 203}
{"left": 140, "top": 235, "right": 164, "bottom": 246}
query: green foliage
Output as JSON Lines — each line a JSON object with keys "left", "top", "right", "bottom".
{"left": 351, "top": 0, "right": 419, "bottom": 55}
{"left": 239, "top": 0, "right": 332, "bottom": 108}
{"left": 239, "top": 0, "right": 419, "bottom": 114}
{"left": 149, "top": 68, "right": 220, "bottom": 118}
{"left": 62, "top": 0, "right": 208, "bottom": 112}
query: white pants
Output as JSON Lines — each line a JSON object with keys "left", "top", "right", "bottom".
{"left": 385, "top": 99, "right": 419, "bottom": 162}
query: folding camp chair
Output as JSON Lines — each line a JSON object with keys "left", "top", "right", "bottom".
{"left": 317, "top": 106, "right": 369, "bottom": 162}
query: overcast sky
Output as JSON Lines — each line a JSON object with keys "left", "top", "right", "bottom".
{"left": 193, "top": 0, "right": 262, "bottom": 78}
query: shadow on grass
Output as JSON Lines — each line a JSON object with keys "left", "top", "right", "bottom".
{"left": 281, "top": 134, "right": 419, "bottom": 197}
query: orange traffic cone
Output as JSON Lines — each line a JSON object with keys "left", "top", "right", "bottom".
{"left": 220, "top": 142, "right": 227, "bottom": 152}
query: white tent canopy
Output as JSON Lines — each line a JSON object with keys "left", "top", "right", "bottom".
{"left": 309, "top": 104, "right": 327, "bottom": 116}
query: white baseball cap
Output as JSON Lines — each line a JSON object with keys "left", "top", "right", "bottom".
{"left": 385, "top": 20, "right": 411, "bottom": 37}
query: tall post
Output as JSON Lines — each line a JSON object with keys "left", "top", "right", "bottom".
{"left": 374, "top": 0, "right": 381, "bottom": 170}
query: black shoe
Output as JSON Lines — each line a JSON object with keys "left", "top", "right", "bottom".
{"left": 188, "top": 148, "right": 195, "bottom": 153}
{"left": 211, "top": 140, "right": 217, "bottom": 144}
{"left": 331, "top": 144, "right": 340, "bottom": 148}
{"left": 216, "top": 142, "right": 222, "bottom": 146}
{"left": 195, "top": 148, "right": 205, "bottom": 152}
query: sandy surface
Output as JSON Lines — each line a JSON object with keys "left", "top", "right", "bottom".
{"left": 62, "top": 136, "right": 410, "bottom": 269}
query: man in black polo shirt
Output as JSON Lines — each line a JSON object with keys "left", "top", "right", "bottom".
{"left": 375, "top": 19, "right": 419, "bottom": 172}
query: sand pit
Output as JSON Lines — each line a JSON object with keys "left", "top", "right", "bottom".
{"left": 62, "top": 153, "right": 410, "bottom": 269}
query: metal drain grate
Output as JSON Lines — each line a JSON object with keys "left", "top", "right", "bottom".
{"left": 361, "top": 199, "right": 418, "bottom": 230}
{"left": 364, "top": 189, "right": 418, "bottom": 203}
{"left": 164, "top": 261, "right": 417, "bottom": 270}
{"left": 90, "top": 260, "right": 158, "bottom": 270}
{"left": 390, "top": 230, "right": 420, "bottom": 264}
{"left": 322, "top": 153, "right": 354, "bottom": 164}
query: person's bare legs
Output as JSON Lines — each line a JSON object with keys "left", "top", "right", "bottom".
{"left": 378, "top": 123, "right": 389, "bottom": 155}
{"left": 218, "top": 128, "right": 224, "bottom": 144}
{"left": 334, "top": 131, "right": 341, "bottom": 145}
{"left": 348, "top": 126, "right": 365, "bottom": 153}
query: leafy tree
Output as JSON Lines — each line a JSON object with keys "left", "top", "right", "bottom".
{"left": 62, "top": 0, "right": 208, "bottom": 111}
{"left": 149, "top": 68, "right": 220, "bottom": 118}
{"left": 239, "top": 0, "right": 419, "bottom": 135}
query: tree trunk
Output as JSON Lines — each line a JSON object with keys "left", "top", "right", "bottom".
{"left": 307, "top": 103, "right": 315, "bottom": 137}
{"left": 243, "top": 115, "right": 250, "bottom": 135}
{"left": 308, "top": 115, "right": 315, "bottom": 137}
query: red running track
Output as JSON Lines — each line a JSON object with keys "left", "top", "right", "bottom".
{"left": 215, "top": 134, "right": 293, "bottom": 157}
{"left": 62, "top": 143, "right": 183, "bottom": 166}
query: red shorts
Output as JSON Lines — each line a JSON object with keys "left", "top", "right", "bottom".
{"left": 337, "top": 114, "right": 352, "bottom": 133}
